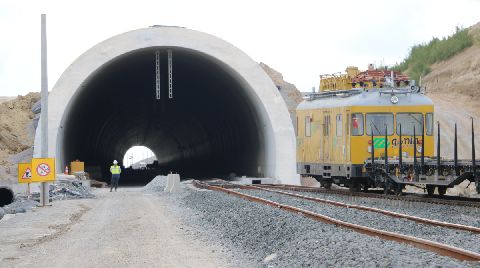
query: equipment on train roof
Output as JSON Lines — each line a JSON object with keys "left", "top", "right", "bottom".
{"left": 319, "top": 64, "right": 411, "bottom": 91}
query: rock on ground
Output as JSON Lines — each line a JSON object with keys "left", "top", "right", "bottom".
{"left": 2, "top": 198, "right": 38, "bottom": 214}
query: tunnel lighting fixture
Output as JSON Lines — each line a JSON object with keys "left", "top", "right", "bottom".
{"left": 155, "top": 51, "right": 161, "bottom": 100}
{"left": 168, "top": 49, "right": 173, "bottom": 99}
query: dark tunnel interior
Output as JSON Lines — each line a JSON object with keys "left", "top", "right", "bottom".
{"left": 61, "top": 47, "right": 265, "bottom": 185}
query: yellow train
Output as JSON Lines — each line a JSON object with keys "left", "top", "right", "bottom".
{"left": 296, "top": 68, "right": 437, "bottom": 192}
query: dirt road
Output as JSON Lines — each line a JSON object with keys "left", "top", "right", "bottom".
{"left": 0, "top": 188, "right": 227, "bottom": 268}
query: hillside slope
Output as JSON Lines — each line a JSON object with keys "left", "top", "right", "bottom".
{"left": 423, "top": 22, "right": 480, "bottom": 159}
{"left": 417, "top": 23, "right": 480, "bottom": 196}
{"left": 260, "top": 62, "right": 303, "bottom": 123}
{"left": 0, "top": 93, "right": 40, "bottom": 187}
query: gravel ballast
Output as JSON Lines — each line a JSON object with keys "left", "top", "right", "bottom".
{"left": 237, "top": 189, "right": 480, "bottom": 256}
{"left": 275, "top": 189, "right": 480, "bottom": 228}
{"left": 143, "top": 175, "right": 168, "bottom": 193}
{"left": 157, "top": 183, "right": 475, "bottom": 267}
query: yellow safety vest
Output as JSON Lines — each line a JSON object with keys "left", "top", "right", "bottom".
{"left": 110, "top": 165, "right": 121, "bottom": 175}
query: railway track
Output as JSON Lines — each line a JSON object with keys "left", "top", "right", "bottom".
{"left": 193, "top": 180, "right": 480, "bottom": 262}
{"left": 257, "top": 184, "right": 480, "bottom": 208}
{"left": 246, "top": 185, "right": 480, "bottom": 234}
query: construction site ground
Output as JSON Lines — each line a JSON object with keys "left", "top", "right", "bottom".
{"left": 0, "top": 188, "right": 228, "bottom": 268}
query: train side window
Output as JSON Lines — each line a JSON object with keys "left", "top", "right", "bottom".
{"left": 305, "top": 116, "right": 311, "bottom": 137}
{"left": 336, "top": 114, "right": 342, "bottom": 136}
{"left": 323, "top": 115, "right": 330, "bottom": 136}
{"left": 366, "top": 113, "right": 394, "bottom": 135}
{"left": 351, "top": 113, "right": 364, "bottom": 136}
{"left": 426, "top": 113, "right": 433, "bottom": 136}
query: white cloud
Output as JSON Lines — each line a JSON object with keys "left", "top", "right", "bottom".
{"left": 0, "top": 0, "right": 479, "bottom": 95}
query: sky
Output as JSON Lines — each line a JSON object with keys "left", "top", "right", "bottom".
{"left": 0, "top": 0, "right": 479, "bottom": 97}
{"left": 123, "top": 146, "right": 155, "bottom": 168}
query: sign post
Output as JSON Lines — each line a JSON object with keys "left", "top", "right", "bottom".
{"left": 40, "top": 14, "right": 50, "bottom": 206}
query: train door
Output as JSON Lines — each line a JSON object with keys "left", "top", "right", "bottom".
{"left": 317, "top": 111, "right": 323, "bottom": 162}
{"left": 319, "top": 111, "right": 324, "bottom": 161}
{"left": 346, "top": 110, "right": 351, "bottom": 162}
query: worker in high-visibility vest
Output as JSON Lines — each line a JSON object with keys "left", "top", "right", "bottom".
{"left": 110, "top": 160, "right": 121, "bottom": 192}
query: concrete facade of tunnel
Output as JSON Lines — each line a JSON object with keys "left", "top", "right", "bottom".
{"left": 34, "top": 26, "right": 300, "bottom": 185}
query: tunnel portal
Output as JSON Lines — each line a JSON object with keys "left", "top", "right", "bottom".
{"left": 34, "top": 26, "right": 299, "bottom": 185}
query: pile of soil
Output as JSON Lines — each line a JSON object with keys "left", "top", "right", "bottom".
{"left": 0, "top": 92, "right": 40, "bottom": 181}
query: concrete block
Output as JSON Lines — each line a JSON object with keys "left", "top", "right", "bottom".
{"left": 164, "top": 175, "right": 173, "bottom": 192}
{"left": 164, "top": 173, "right": 180, "bottom": 193}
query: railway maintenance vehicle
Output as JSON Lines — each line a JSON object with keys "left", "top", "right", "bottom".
{"left": 296, "top": 65, "right": 479, "bottom": 196}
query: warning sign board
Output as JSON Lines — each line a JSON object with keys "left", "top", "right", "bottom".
{"left": 32, "top": 158, "right": 56, "bottom": 182}
{"left": 18, "top": 163, "right": 32, "bottom": 183}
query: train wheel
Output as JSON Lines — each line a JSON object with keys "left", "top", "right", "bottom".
{"left": 349, "top": 182, "right": 361, "bottom": 192}
{"left": 383, "top": 185, "right": 390, "bottom": 195}
{"left": 426, "top": 185, "right": 435, "bottom": 196}
{"left": 362, "top": 184, "right": 369, "bottom": 192}
{"left": 438, "top": 186, "right": 447, "bottom": 196}
{"left": 394, "top": 184, "right": 403, "bottom": 196}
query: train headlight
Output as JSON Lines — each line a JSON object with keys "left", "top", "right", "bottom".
{"left": 417, "top": 146, "right": 422, "bottom": 153}
{"left": 390, "top": 95, "right": 399, "bottom": 104}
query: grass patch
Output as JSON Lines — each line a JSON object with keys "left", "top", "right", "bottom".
{"left": 392, "top": 27, "right": 473, "bottom": 82}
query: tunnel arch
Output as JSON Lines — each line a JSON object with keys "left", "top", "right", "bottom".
{"left": 34, "top": 26, "right": 299, "bottom": 184}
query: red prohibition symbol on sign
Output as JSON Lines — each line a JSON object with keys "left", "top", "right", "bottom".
{"left": 36, "top": 163, "right": 51, "bottom": 177}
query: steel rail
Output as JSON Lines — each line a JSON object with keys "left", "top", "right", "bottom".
{"left": 259, "top": 184, "right": 480, "bottom": 208}
{"left": 245, "top": 185, "right": 480, "bottom": 234}
{"left": 193, "top": 180, "right": 480, "bottom": 261}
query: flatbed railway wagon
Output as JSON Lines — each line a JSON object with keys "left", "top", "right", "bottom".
{"left": 296, "top": 66, "right": 479, "bottom": 195}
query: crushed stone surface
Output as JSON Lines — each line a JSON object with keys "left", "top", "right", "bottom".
{"left": 157, "top": 182, "right": 475, "bottom": 267}
{"left": 238, "top": 189, "right": 480, "bottom": 256}
{"left": 142, "top": 175, "right": 168, "bottom": 193}
{"left": 281, "top": 189, "right": 480, "bottom": 228}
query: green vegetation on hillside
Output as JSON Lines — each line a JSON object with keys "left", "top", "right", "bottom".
{"left": 393, "top": 27, "right": 473, "bottom": 82}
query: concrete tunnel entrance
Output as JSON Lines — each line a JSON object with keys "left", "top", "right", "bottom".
{"left": 63, "top": 47, "right": 265, "bottom": 184}
{"left": 34, "top": 26, "right": 299, "bottom": 185}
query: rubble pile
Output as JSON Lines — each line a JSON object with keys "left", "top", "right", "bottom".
{"left": 1, "top": 197, "right": 39, "bottom": 215}
{"left": 46, "top": 180, "right": 95, "bottom": 200}
{"left": 143, "top": 175, "right": 168, "bottom": 192}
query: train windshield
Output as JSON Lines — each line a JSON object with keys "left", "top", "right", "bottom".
{"left": 366, "top": 113, "right": 394, "bottom": 135}
{"left": 396, "top": 113, "right": 423, "bottom": 135}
